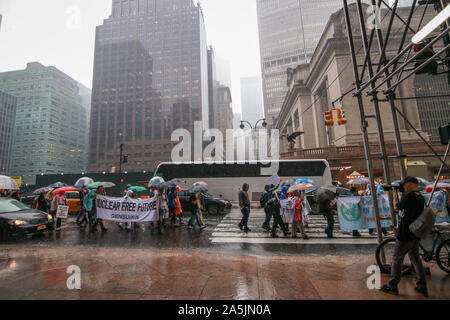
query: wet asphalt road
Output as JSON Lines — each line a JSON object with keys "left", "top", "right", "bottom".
{"left": 1, "top": 209, "right": 379, "bottom": 256}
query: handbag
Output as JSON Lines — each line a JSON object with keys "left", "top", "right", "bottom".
{"left": 409, "top": 207, "right": 436, "bottom": 239}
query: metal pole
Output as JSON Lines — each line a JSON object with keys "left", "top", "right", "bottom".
{"left": 371, "top": 0, "right": 409, "bottom": 181}
{"left": 427, "top": 142, "right": 450, "bottom": 207}
{"left": 119, "top": 144, "right": 123, "bottom": 174}
{"left": 343, "top": 0, "right": 384, "bottom": 246}
{"left": 356, "top": 0, "right": 396, "bottom": 227}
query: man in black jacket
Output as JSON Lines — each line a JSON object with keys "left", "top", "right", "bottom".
{"left": 381, "top": 177, "right": 428, "bottom": 297}
{"left": 238, "top": 183, "right": 251, "bottom": 232}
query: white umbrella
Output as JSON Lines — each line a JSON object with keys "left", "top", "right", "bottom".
{"left": 427, "top": 182, "right": 450, "bottom": 189}
{"left": 74, "top": 177, "right": 94, "bottom": 188}
{"left": 0, "top": 176, "right": 19, "bottom": 190}
{"left": 148, "top": 176, "right": 166, "bottom": 189}
{"left": 287, "top": 183, "right": 314, "bottom": 194}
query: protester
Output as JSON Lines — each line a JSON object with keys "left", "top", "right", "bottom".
{"left": 238, "top": 183, "right": 251, "bottom": 232}
{"left": 188, "top": 193, "right": 204, "bottom": 229}
{"left": 196, "top": 193, "right": 206, "bottom": 227}
{"left": 280, "top": 186, "right": 290, "bottom": 231}
{"left": 175, "top": 186, "right": 184, "bottom": 226}
{"left": 168, "top": 186, "right": 178, "bottom": 227}
{"left": 365, "top": 184, "right": 388, "bottom": 236}
{"left": 76, "top": 187, "right": 88, "bottom": 227}
{"left": 350, "top": 187, "right": 362, "bottom": 237}
{"left": 91, "top": 186, "right": 108, "bottom": 232}
{"left": 119, "top": 190, "right": 137, "bottom": 231}
{"left": 50, "top": 190, "right": 67, "bottom": 231}
{"left": 266, "top": 188, "right": 289, "bottom": 238}
{"left": 156, "top": 188, "right": 169, "bottom": 234}
{"left": 321, "top": 194, "right": 337, "bottom": 239}
{"left": 261, "top": 184, "right": 278, "bottom": 231}
{"left": 381, "top": 177, "right": 428, "bottom": 297}
{"left": 35, "top": 191, "right": 49, "bottom": 213}
{"left": 292, "top": 191, "right": 309, "bottom": 239}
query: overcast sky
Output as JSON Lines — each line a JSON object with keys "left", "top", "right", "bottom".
{"left": 0, "top": 0, "right": 262, "bottom": 114}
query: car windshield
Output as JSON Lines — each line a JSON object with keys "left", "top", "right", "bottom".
{"left": 0, "top": 199, "right": 31, "bottom": 214}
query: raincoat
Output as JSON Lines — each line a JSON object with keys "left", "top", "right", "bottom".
{"left": 175, "top": 186, "right": 183, "bottom": 216}
{"left": 83, "top": 190, "right": 96, "bottom": 212}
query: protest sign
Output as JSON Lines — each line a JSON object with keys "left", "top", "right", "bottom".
{"left": 95, "top": 195, "right": 159, "bottom": 223}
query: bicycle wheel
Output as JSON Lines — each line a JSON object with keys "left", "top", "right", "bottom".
{"left": 375, "top": 237, "right": 413, "bottom": 275}
{"left": 436, "top": 239, "right": 450, "bottom": 273}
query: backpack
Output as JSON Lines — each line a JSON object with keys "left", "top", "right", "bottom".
{"left": 260, "top": 192, "right": 269, "bottom": 208}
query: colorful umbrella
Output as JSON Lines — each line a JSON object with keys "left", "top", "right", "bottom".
{"left": 127, "top": 186, "right": 147, "bottom": 192}
{"left": 74, "top": 177, "right": 94, "bottom": 188}
{"left": 287, "top": 183, "right": 314, "bottom": 194}
{"left": 33, "top": 186, "right": 54, "bottom": 195}
{"left": 0, "top": 176, "right": 19, "bottom": 190}
{"left": 52, "top": 187, "right": 78, "bottom": 194}
{"left": 87, "top": 182, "right": 116, "bottom": 189}
{"left": 294, "top": 178, "right": 315, "bottom": 185}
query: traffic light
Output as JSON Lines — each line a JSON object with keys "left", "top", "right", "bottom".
{"left": 325, "top": 109, "right": 334, "bottom": 126}
{"left": 337, "top": 108, "right": 348, "bottom": 126}
{"left": 439, "top": 123, "right": 450, "bottom": 145}
{"left": 413, "top": 42, "right": 438, "bottom": 75}
{"left": 123, "top": 155, "right": 129, "bottom": 164}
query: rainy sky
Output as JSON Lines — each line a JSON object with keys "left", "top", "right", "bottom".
{"left": 0, "top": 0, "right": 262, "bottom": 115}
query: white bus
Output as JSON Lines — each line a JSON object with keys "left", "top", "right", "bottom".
{"left": 154, "top": 160, "right": 332, "bottom": 202}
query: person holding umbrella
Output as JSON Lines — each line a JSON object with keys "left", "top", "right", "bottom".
{"left": 76, "top": 187, "right": 88, "bottom": 227}
{"left": 292, "top": 190, "right": 309, "bottom": 239}
{"left": 168, "top": 186, "right": 179, "bottom": 227}
{"left": 35, "top": 191, "right": 49, "bottom": 213}
{"left": 50, "top": 190, "right": 67, "bottom": 231}
{"left": 187, "top": 193, "right": 204, "bottom": 229}
{"left": 175, "top": 186, "right": 184, "bottom": 226}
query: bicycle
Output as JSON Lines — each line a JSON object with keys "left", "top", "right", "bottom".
{"left": 375, "top": 224, "right": 450, "bottom": 275}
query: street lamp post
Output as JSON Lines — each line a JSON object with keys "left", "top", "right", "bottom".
{"left": 240, "top": 118, "right": 267, "bottom": 160}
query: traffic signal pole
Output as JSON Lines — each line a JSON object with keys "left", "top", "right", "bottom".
{"left": 343, "top": 0, "right": 385, "bottom": 247}
{"left": 119, "top": 143, "right": 123, "bottom": 174}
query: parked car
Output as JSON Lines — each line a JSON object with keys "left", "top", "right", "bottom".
{"left": 0, "top": 198, "right": 53, "bottom": 241}
{"left": 65, "top": 191, "right": 82, "bottom": 215}
{"left": 305, "top": 186, "right": 352, "bottom": 214}
{"left": 177, "top": 190, "right": 232, "bottom": 215}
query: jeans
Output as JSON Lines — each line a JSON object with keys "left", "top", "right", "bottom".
{"left": 77, "top": 208, "right": 86, "bottom": 224}
{"left": 388, "top": 239, "right": 427, "bottom": 290}
{"left": 262, "top": 208, "right": 272, "bottom": 229}
{"left": 188, "top": 211, "right": 202, "bottom": 227}
{"left": 239, "top": 207, "right": 250, "bottom": 229}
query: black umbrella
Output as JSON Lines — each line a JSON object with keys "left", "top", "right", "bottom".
{"left": 166, "top": 178, "right": 186, "bottom": 188}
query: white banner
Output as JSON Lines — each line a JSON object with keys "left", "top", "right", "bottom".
{"left": 95, "top": 195, "right": 159, "bottom": 223}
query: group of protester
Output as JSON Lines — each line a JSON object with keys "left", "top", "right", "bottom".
{"left": 238, "top": 182, "right": 310, "bottom": 239}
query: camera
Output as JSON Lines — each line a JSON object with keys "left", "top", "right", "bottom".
{"left": 382, "top": 184, "right": 404, "bottom": 193}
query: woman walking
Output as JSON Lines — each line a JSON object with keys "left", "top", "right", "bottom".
{"left": 175, "top": 186, "right": 184, "bottom": 226}
{"left": 292, "top": 191, "right": 309, "bottom": 239}
{"left": 168, "top": 187, "right": 178, "bottom": 227}
{"left": 91, "top": 186, "right": 108, "bottom": 232}
{"left": 50, "top": 190, "right": 67, "bottom": 231}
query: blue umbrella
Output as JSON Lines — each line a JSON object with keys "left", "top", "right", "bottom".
{"left": 294, "top": 178, "right": 315, "bottom": 185}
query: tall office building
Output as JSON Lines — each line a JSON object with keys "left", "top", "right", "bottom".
{"left": 215, "top": 56, "right": 232, "bottom": 90}
{"left": 240, "top": 77, "right": 264, "bottom": 127}
{"left": 256, "top": 0, "right": 342, "bottom": 126}
{"left": 89, "top": 0, "right": 209, "bottom": 173}
{"left": 0, "top": 90, "right": 17, "bottom": 175}
{"left": 0, "top": 62, "right": 91, "bottom": 184}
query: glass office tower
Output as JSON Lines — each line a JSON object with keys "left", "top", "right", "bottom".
{"left": 89, "top": 0, "right": 209, "bottom": 173}
{"left": 0, "top": 90, "right": 17, "bottom": 175}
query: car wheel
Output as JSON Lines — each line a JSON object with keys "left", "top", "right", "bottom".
{"left": 208, "top": 204, "right": 219, "bottom": 215}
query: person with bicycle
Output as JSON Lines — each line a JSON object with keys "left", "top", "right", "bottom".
{"left": 381, "top": 176, "right": 428, "bottom": 297}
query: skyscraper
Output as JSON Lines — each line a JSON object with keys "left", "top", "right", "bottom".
{"left": 89, "top": 0, "right": 209, "bottom": 173}
{"left": 256, "top": 0, "right": 342, "bottom": 126}
{"left": 0, "top": 62, "right": 91, "bottom": 184}
{"left": 240, "top": 76, "right": 264, "bottom": 127}
{"left": 0, "top": 90, "right": 17, "bottom": 175}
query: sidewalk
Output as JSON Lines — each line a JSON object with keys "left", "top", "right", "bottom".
{"left": 0, "top": 245, "right": 448, "bottom": 300}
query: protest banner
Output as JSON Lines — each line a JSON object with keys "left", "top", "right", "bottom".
{"left": 337, "top": 191, "right": 449, "bottom": 231}
{"left": 56, "top": 205, "right": 69, "bottom": 219}
{"left": 95, "top": 195, "right": 159, "bottom": 223}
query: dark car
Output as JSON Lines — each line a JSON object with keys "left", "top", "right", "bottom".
{"left": 177, "top": 190, "right": 232, "bottom": 215}
{"left": 305, "top": 186, "right": 352, "bottom": 214}
{"left": 0, "top": 198, "right": 53, "bottom": 241}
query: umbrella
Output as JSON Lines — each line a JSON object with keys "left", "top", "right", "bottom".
{"left": 166, "top": 178, "right": 186, "bottom": 188}
{"left": 281, "top": 179, "right": 295, "bottom": 187}
{"left": 288, "top": 183, "right": 314, "bottom": 193}
{"left": 127, "top": 186, "right": 147, "bottom": 192}
{"left": 191, "top": 181, "right": 209, "bottom": 193}
{"left": 347, "top": 177, "right": 370, "bottom": 185}
{"left": 0, "top": 175, "right": 19, "bottom": 190}
{"left": 294, "top": 178, "right": 315, "bottom": 185}
{"left": 33, "top": 186, "right": 53, "bottom": 195}
{"left": 0, "top": 176, "right": 19, "bottom": 190}
{"left": 52, "top": 187, "right": 78, "bottom": 194}
{"left": 148, "top": 176, "right": 166, "bottom": 189}
{"left": 315, "top": 185, "right": 339, "bottom": 203}
{"left": 426, "top": 183, "right": 450, "bottom": 192}
{"left": 87, "top": 182, "right": 116, "bottom": 189}
{"left": 48, "top": 182, "right": 68, "bottom": 189}
{"left": 74, "top": 177, "right": 94, "bottom": 188}
{"left": 392, "top": 178, "right": 430, "bottom": 190}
